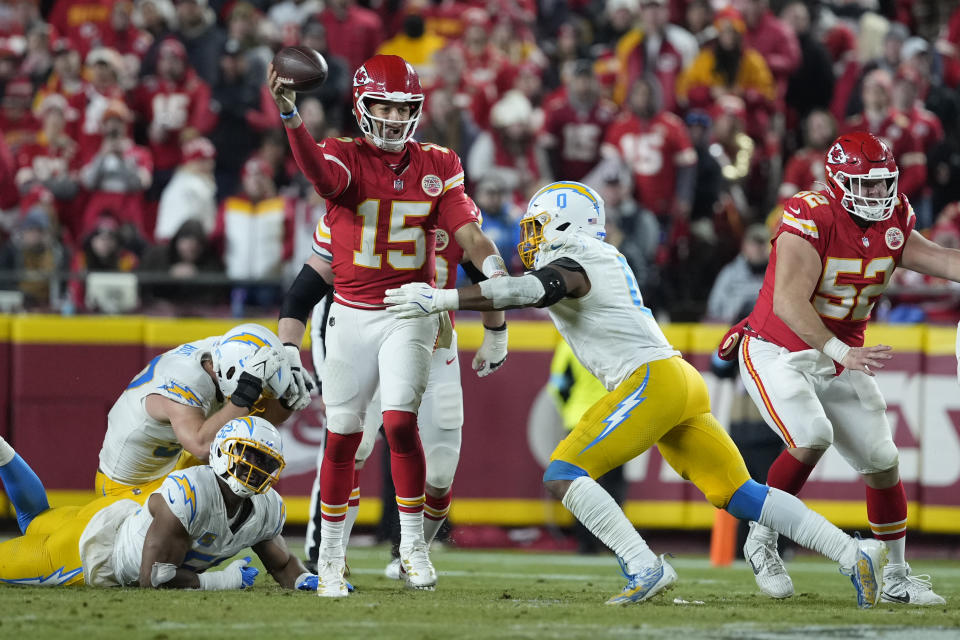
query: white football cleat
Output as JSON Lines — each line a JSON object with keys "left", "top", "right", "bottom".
{"left": 316, "top": 558, "right": 349, "bottom": 598}
{"left": 881, "top": 563, "right": 945, "bottom": 605}
{"left": 605, "top": 554, "right": 678, "bottom": 605}
{"left": 744, "top": 521, "right": 794, "bottom": 599}
{"left": 384, "top": 557, "right": 402, "bottom": 580}
{"left": 841, "top": 537, "right": 888, "bottom": 609}
{"left": 399, "top": 542, "right": 437, "bottom": 591}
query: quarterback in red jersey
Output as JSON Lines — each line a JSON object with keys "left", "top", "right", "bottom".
{"left": 724, "top": 132, "right": 949, "bottom": 605}
{"left": 269, "top": 54, "right": 506, "bottom": 598}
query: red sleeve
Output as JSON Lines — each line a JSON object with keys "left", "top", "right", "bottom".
{"left": 285, "top": 126, "right": 351, "bottom": 198}
{"left": 188, "top": 81, "right": 215, "bottom": 134}
{"left": 776, "top": 193, "right": 828, "bottom": 254}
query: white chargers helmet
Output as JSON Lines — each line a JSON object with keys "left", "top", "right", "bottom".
{"left": 212, "top": 323, "right": 291, "bottom": 399}
{"left": 210, "top": 415, "right": 285, "bottom": 498}
{"left": 518, "top": 181, "right": 606, "bottom": 269}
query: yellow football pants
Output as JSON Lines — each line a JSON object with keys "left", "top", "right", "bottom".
{"left": 95, "top": 450, "right": 204, "bottom": 499}
{"left": 0, "top": 495, "right": 126, "bottom": 586}
{"left": 550, "top": 356, "right": 751, "bottom": 509}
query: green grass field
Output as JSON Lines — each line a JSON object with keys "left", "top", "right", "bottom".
{"left": 1, "top": 543, "right": 958, "bottom": 639}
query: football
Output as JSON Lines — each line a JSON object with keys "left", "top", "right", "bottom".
{"left": 272, "top": 46, "right": 328, "bottom": 92}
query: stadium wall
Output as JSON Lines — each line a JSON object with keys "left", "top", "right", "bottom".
{"left": 0, "top": 315, "right": 958, "bottom": 534}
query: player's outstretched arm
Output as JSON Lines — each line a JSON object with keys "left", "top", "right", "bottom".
{"left": 384, "top": 263, "right": 589, "bottom": 316}
{"left": 453, "top": 222, "right": 508, "bottom": 279}
{"left": 252, "top": 534, "right": 315, "bottom": 590}
{"left": 773, "top": 233, "right": 891, "bottom": 375}
{"left": 901, "top": 229, "right": 960, "bottom": 282}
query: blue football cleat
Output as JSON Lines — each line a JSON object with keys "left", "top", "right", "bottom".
{"left": 840, "top": 537, "right": 888, "bottom": 609}
{"left": 605, "top": 554, "right": 678, "bottom": 605}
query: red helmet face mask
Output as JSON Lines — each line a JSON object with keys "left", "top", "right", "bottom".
{"left": 824, "top": 132, "right": 899, "bottom": 222}
{"left": 352, "top": 55, "right": 424, "bottom": 152}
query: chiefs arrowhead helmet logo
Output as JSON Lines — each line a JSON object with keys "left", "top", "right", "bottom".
{"left": 353, "top": 66, "right": 370, "bottom": 87}
{"left": 827, "top": 142, "right": 849, "bottom": 166}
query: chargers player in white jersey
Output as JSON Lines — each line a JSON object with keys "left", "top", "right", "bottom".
{"left": 385, "top": 181, "right": 890, "bottom": 608}
{"left": 96, "top": 323, "right": 293, "bottom": 499}
{"left": 0, "top": 416, "right": 319, "bottom": 591}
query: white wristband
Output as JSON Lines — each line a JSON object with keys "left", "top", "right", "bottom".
{"left": 822, "top": 337, "right": 851, "bottom": 364}
{"left": 481, "top": 254, "right": 508, "bottom": 278}
{"left": 434, "top": 287, "right": 460, "bottom": 312}
{"left": 198, "top": 569, "right": 240, "bottom": 591}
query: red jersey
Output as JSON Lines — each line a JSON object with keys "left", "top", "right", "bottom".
{"left": 543, "top": 97, "right": 619, "bottom": 181}
{"left": 841, "top": 111, "right": 926, "bottom": 199}
{"left": 903, "top": 104, "right": 944, "bottom": 155}
{"left": 131, "top": 73, "right": 215, "bottom": 171}
{"left": 747, "top": 189, "right": 916, "bottom": 352}
{"left": 67, "top": 83, "right": 127, "bottom": 164}
{"left": 310, "top": 138, "right": 478, "bottom": 309}
{"left": 15, "top": 137, "right": 81, "bottom": 187}
{"left": 602, "top": 110, "right": 696, "bottom": 216}
{"left": 779, "top": 148, "right": 825, "bottom": 201}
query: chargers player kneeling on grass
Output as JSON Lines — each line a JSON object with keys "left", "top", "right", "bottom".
{"left": 385, "top": 181, "right": 889, "bottom": 608}
{"left": 0, "top": 416, "right": 318, "bottom": 591}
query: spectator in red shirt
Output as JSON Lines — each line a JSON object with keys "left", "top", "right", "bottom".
{"left": 601, "top": 75, "right": 696, "bottom": 222}
{"left": 842, "top": 68, "right": 926, "bottom": 205}
{"left": 416, "top": 85, "right": 480, "bottom": 162}
{"left": 48, "top": 0, "right": 114, "bottom": 57}
{"left": 0, "top": 76, "right": 39, "bottom": 154}
{"left": 428, "top": 45, "right": 497, "bottom": 131}
{"left": 15, "top": 94, "right": 81, "bottom": 224}
{"left": 37, "top": 38, "right": 84, "bottom": 103}
{"left": 892, "top": 66, "right": 944, "bottom": 157}
{"left": 78, "top": 100, "right": 152, "bottom": 238}
{"left": 778, "top": 109, "right": 835, "bottom": 201}
{"left": 541, "top": 60, "right": 619, "bottom": 182}
{"left": 740, "top": 0, "right": 800, "bottom": 103}
{"left": 455, "top": 8, "right": 508, "bottom": 94}
{"left": 68, "top": 47, "right": 126, "bottom": 164}
{"left": 314, "top": 0, "right": 384, "bottom": 74}
{"left": 131, "top": 38, "right": 215, "bottom": 187}
{"left": 100, "top": 0, "right": 152, "bottom": 77}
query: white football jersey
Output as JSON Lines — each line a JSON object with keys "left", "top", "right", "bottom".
{"left": 98, "top": 337, "right": 225, "bottom": 485}
{"left": 93, "top": 465, "right": 286, "bottom": 587}
{"left": 534, "top": 233, "right": 679, "bottom": 390}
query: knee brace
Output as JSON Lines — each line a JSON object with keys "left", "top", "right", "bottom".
{"left": 543, "top": 460, "right": 589, "bottom": 483}
{"left": 425, "top": 444, "right": 460, "bottom": 489}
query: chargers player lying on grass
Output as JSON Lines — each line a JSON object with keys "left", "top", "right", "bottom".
{"left": 0, "top": 416, "right": 318, "bottom": 591}
{"left": 96, "top": 323, "right": 301, "bottom": 500}
{"left": 385, "top": 180, "right": 888, "bottom": 608}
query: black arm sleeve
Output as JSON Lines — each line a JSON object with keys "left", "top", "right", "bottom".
{"left": 528, "top": 258, "right": 584, "bottom": 308}
{"left": 279, "top": 264, "right": 333, "bottom": 324}
{"left": 461, "top": 260, "right": 487, "bottom": 284}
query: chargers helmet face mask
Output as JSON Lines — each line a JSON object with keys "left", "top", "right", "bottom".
{"left": 824, "top": 132, "right": 899, "bottom": 222}
{"left": 209, "top": 415, "right": 286, "bottom": 498}
{"left": 352, "top": 54, "right": 424, "bottom": 152}
{"left": 517, "top": 181, "right": 607, "bottom": 269}
{"left": 212, "top": 323, "right": 290, "bottom": 400}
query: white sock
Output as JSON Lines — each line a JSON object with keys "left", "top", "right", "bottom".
{"left": 398, "top": 496, "right": 426, "bottom": 553}
{"left": 423, "top": 516, "right": 446, "bottom": 546}
{"left": 885, "top": 536, "right": 906, "bottom": 566}
{"left": 341, "top": 486, "right": 360, "bottom": 549}
{"left": 562, "top": 476, "right": 657, "bottom": 574}
{"left": 0, "top": 436, "right": 14, "bottom": 467}
{"left": 319, "top": 519, "right": 345, "bottom": 562}
{"left": 758, "top": 488, "right": 857, "bottom": 567}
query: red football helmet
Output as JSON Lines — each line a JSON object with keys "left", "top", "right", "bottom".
{"left": 824, "top": 132, "right": 899, "bottom": 222}
{"left": 352, "top": 55, "right": 424, "bottom": 152}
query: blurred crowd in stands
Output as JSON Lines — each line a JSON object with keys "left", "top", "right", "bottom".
{"left": 0, "top": 0, "right": 958, "bottom": 322}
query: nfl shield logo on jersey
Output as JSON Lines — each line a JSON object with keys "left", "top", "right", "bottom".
{"left": 885, "top": 227, "right": 904, "bottom": 250}
{"left": 394, "top": 178, "right": 404, "bottom": 191}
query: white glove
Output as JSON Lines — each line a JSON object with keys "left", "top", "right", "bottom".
{"left": 384, "top": 283, "right": 458, "bottom": 319}
{"left": 197, "top": 556, "right": 259, "bottom": 590}
{"left": 473, "top": 325, "right": 508, "bottom": 377}
{"left": 239, "top": 345, "right": 284, "bottom": 383}
{"left": 281, "top": 343, "right": 316, "bottom": 412}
